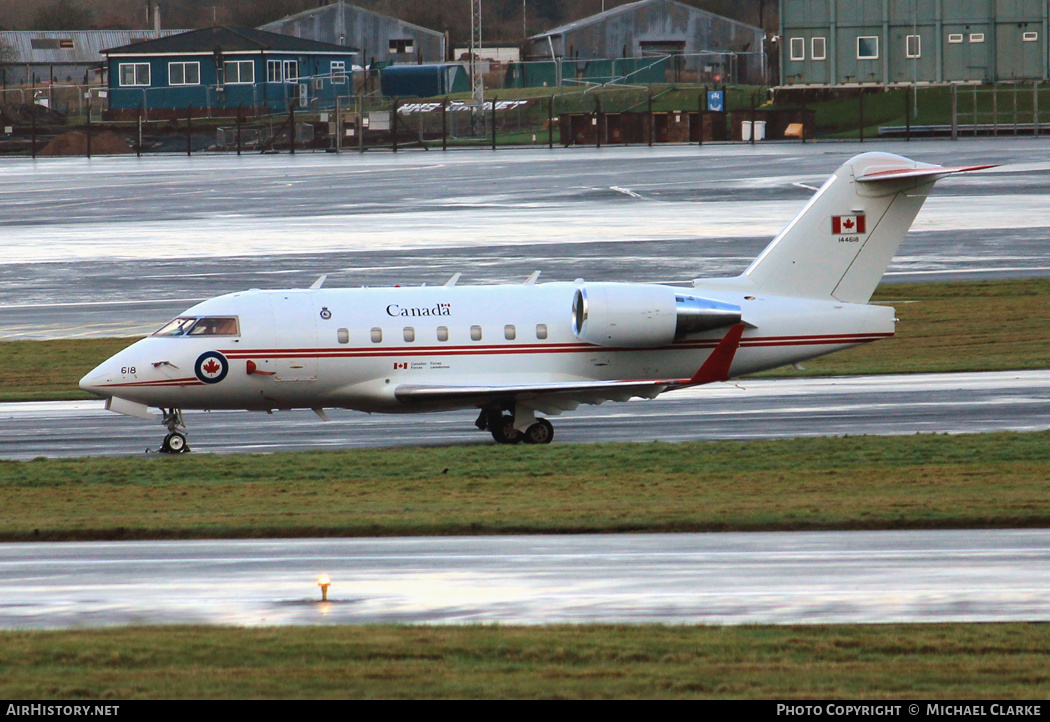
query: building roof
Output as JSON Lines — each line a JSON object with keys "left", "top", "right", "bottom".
{"left": 261, "top": 1, "right": 445, "bottom": 39}
{"left": 530, "top": 0, "right": 761, "bottom": 39}
{"left": 102, "top": 25, "right": 358, "bottom": 56}
{"left": 0, "top": 30, "right": 186, "bottom": 65}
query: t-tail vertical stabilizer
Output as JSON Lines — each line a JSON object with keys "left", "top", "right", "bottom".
{"left": 732, "top": 152, "right": 994, "bottom": 303}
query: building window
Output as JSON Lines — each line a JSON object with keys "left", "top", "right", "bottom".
{"left": 283, "top": 60, "right": 299, "bottom": 83}
{"left": 811, "top": 37, "right": 827, "bottom": 61}
{"left": 119, "top": 62, "right": 150, "bottom": 86}
{"left": 225, "top": 60, "right": 254, "bottom": 84}
{"left": 536, "top": 324, "right": 548, "bottom": 340}
{"left": 371, "top": 327, "right": 383, "bottom": 343}
{"left": 168, "top": 61, "right": 200, "bottom": 86}
{"left": 789, "top": 37, "right": 805, "bottom": 61}
{"left": 857, "top": 36, "right": 879, "bottom": 60}
{"left": 948, "top": 34, "right": 963, "bottom": 44}
{"left": 470, "top": 325, "right": 482, "bottom": 341}
{"left": 331, "top": 60, "right": 346, "bottom": 83}
{"left": 1023, "top": 32, "right": 1039, "bottom": 42}
{"left": 906, "top": 35, "right": 921, "bottom": 58}
{"left": 436, "top": 326, "right": 449, "bottom": 342}
{"left": 389, "top": 39, "right": 415, "bottom": 54}
{"left": 970, "top": 33, "right": 985, "bottom": 43}
{"left": 337, "top": 328, "right": 349, "bottom": 344}
{"left": 267, "top": 59, "right": 282, "bottom": 82}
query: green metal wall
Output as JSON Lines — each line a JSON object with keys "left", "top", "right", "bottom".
{"left": 781, "top": 0, "right": 1050, "bottom": 85}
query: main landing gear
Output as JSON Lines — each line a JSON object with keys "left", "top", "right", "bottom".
{"left": 476, "top": 406, "right": 554, "bottom": 445}
{"left": 159, "top": 408, "right": 190, "bottom": 454}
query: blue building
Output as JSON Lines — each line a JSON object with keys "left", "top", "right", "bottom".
{"left": 102, "top": 25, "right": 358, "bottom": 119}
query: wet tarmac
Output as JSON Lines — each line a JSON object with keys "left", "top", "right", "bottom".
{"left": 2, "top": 139, "right": 1049, "bottom": 340}
{"left": 1, "top": 530, "right": 1047, "bottom": 628}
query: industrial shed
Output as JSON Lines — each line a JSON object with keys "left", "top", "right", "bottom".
{"left": 102, "top": 25, "right": 358, "bottom": 119}
{"left": 781, "top": 0, "right": 1050, "bottom": 86}
{"left": 0, "top": 29, "right": 184, "bottom": 87}
{"left": 261, "top": 1, "right": 447, "bottom": 69}
{"left": 521, "top": 0, "right": 766, "bottom": 86}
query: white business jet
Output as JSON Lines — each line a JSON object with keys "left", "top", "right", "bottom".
{"left": 80, "top": 152, "right": 989, "bottom": 452}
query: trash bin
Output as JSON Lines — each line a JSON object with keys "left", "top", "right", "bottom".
{"left": 741, "top": 121, "right": 752, "bottom": 141}
{"left": 753, "top": 120, "right": 766, "bottom": 140}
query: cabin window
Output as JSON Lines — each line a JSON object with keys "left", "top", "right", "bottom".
{"left": 119, "top": 63, "right": 150, "bottom": 86}
{"left": 331, "top": 61, "right": 346, "bottom": 83}
{"left": 470, "top": 325, "right": 482, "bottom": 341}
{"left": 371, "top": 327, "right": 383, "bottom": 343}
{"left": 857, "top": 36, "right": 879, "bottom": 60}
{"left": 811, "top": 37, "right": 826, "bottom": 61}
{"left": 403, "top": 327, "right": 415, "bottom": 342}
{"left": 152, "top": 316, "right": 239, "bottom": 337}
{"left": 536, "top": 324, "right": 548, "bottom": 340}
{"left": 283, "top": 60, "right": 299, "bottom": 83}
{"left": 267, "top": 59, "right": 283, "bottom": 82}
{"left": 337, "top": 328, "right": 349, "bottom": 344}
{"left": 905, "top": 35, "right": 921, "bottom": 58}
{"left": 436, "top": 326, "right": 449, "bottom": 342}
{"left": 504, "top": 325, "right": 516, "bottom": 340}
{"left": 225, "top": 60, "right": 254, "bottom": 84}
{"left": 168, "top": 61, "right": 200, "bottom": 86}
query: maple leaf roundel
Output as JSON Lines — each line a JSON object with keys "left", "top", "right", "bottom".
{"left": 194, "top": 351, "right": 229, "bottom": 384}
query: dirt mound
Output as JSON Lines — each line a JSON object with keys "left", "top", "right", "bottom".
{"left": 39, "top": 131, "right": 134, "bottom": 156}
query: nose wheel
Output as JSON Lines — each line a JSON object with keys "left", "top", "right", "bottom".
{"left": 159, "top": 408, "right": 190, "bottom": 454}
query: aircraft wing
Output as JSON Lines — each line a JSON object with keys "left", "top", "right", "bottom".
{"left": 394, "top": 324, "right": 745, "bottom": 414}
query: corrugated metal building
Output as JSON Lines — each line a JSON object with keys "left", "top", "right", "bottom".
{"left": 0, "top": 30, "right": 185, "bottom": 86}
{"left": 522, "top": 0, "right": 766, "bottom": 85}
{"left": 261, "top": 1, "right": 446, "bottom": 69}
{"left": 781, "top": 0, "right": 1050, "bottom": 86}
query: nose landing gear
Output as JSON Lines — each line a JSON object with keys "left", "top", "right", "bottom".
{"left": 159, "top": 408, "right": 190, "bottom": 454}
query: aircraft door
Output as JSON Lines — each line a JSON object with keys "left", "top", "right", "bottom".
{"left": 270, "top": 291, "right": 318, "bottom": 382}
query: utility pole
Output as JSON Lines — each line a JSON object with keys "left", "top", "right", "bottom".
{"left": 470, "top": 0, "right": 484, "bottom": 134}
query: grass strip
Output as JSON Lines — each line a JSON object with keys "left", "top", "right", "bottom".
{"left": 3, "top": 431, "right": 1049, "bottom": 541}
{"left": 0, "top": 623, "right": 1047, "bottom": 699}
{"left": 2, "top": 278, "right": 1048, "bottom": 401}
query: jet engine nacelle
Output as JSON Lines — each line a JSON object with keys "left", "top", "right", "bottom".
{"left": 571, "top": 283, "right": 742, "bottom": 347}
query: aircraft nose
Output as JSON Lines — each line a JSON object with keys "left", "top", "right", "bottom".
{"left": 80, "top": 361, "right": 115, "bottom": 397}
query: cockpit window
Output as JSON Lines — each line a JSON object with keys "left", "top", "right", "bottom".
{"left": 152, "top": 317, "right": 197, "bottom": 337}
{"left": 187, "top": 317, "right": 239, "bottom": 336}
{"left": 152, "top": 316, "right": 239, "bottom": 337}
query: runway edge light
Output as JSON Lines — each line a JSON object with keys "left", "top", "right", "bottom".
{"left": 318, "top": 574, "right": 331, "bottom": 601}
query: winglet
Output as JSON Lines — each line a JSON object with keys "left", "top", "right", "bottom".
{"left": 686, "top": 324, "right": 745, "bottom": 385}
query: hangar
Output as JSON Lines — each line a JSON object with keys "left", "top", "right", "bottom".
{"left": 521, "top": 0, "right": 766, "bottom": 86}
{"left": 260, "top": 1, "right": 447, "bottom": 69}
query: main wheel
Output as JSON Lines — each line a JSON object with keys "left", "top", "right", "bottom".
{"left": 523, "top": 418, "right": 554, "bottom": 445}
{"left": 161, "top": 432, "right": 189, "bottom": 453}
{"left": 490, "top": 415, "right": 522, "bottom": 444}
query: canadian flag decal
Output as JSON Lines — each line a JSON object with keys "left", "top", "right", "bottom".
{"left": 393, "top": 362, "right": 408, "bottom": 370}
{"left": 832, "top": 215, "right": 866, "bottom": 234}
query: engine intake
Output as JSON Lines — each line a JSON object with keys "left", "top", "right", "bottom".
{"left": 572, "top": 284, "right": 741, "bottom": 348}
